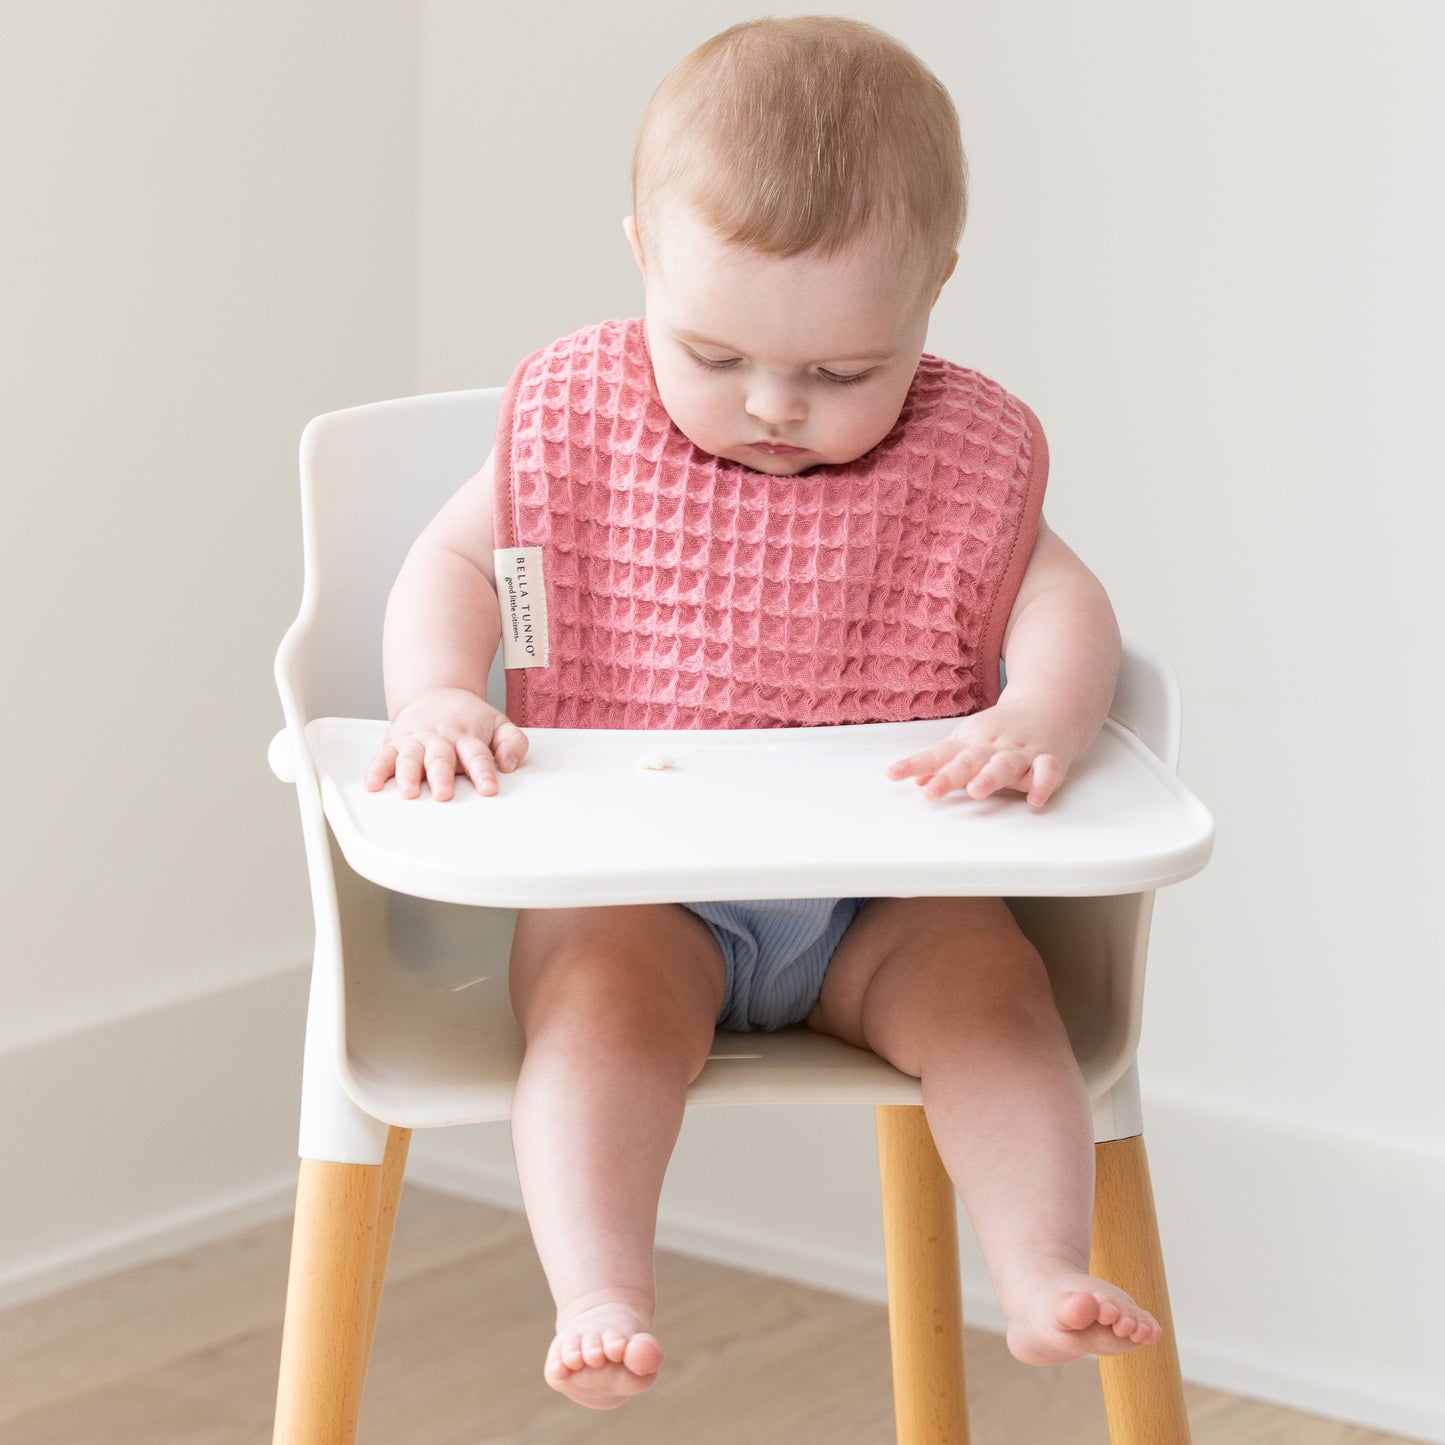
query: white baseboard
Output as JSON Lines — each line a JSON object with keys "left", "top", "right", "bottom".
{"left": 0, "top": 1178, "right": 300, "bottom": 1314}
{"left": 0, "top": 965, "right": 309, "bottom": 1310}
{"left": 1145, "top": 1093, "right": 1445, "bottom": 1444}
{"left": 409, "top": 1096, "right": 1445, "bottom": 1444}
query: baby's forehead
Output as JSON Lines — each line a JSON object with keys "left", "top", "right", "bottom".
{"left": 650, "top": 209, "right": 928, "bottom": 300}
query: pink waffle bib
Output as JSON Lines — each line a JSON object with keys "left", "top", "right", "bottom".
{"left": 493, "top": 318, "right": 1046, "bottom": 730}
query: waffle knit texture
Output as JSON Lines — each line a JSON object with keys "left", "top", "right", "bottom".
{"left": 493, "top": 318, "right": 1047, "bottom": 730}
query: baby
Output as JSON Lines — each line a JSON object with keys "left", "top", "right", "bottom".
{"left": 366, "top": 16, "right": 1161, "bottom": 1410}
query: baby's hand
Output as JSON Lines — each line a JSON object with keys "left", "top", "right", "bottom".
{"left": 886, "top": 703, "right": 1072, "bottom": 808}
{"left": 364, "top": 688, "right": 528, "bottom": 800}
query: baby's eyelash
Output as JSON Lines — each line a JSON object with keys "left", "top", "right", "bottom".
{"left": 685, "top": 349, "right": 872, "bottom": 384}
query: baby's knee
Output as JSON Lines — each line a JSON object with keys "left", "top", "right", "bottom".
{"left": 955, "top": 931, "right": 1055, "bottom": 1015}
{"left": 515, "top": 946, "right": 715, "bottom": 1066}
{"left": 511, "top": 905, "right": 725, "bottom": 1043}
{"left": 903, "top": 916, "right": 1055, "bottom": 1029}
{"left": 519, "top": 945, "right": 655, "bottom": 1022}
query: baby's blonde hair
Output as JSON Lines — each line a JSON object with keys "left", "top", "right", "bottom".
{"left": 632, "top": 16, "right": 966, "bottom": 292}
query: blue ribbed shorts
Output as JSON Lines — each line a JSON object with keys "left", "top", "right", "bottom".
{"left": 685, "top": 897, "right": 868, "bottom": 1032}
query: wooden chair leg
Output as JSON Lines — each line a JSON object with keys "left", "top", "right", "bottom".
{"left": 361, "top": 1126, "right": 411, "bottom": 1372}
{"left": 273, "top": 1157, "right": 385, "bottom": 1445}
{"left": 876, "top": 1105, "right": 969, "bottom": 1445}
{"left": 1091, "top": 1135, "right": 1191, "bottom": 1445}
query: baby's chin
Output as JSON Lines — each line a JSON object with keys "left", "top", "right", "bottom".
{"left": 738, "top": 455, "right": 822, "bottom": 476}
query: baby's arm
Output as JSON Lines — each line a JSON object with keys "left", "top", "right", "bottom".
{"left": 887, "top": 521, "right": 1120, "bottom": 806}
{"left": 363, "top": 449, "right": 528, "bottom": 800}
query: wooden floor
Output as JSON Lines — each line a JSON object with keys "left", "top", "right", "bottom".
{"left": 0, "top": 1187, "right": 1422, "bottom": 1445}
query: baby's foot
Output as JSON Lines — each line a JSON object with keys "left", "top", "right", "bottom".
{"left": 544, "top": 1298, "right": 664, "bottom": 1409}
{"left": 1003, "top": 1270, "right": 1162, "bottom": 1366}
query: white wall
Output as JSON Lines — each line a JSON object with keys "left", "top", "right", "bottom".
{"left": 409, "top": 2, "right": 1445, "bottom": 1439}
{"left": 0, "top": 1, "right": 419, "bottom": 1290}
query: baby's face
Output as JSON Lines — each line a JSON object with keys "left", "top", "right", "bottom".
{"left": 631, "top": 211, "right": 939, "bottom": 475}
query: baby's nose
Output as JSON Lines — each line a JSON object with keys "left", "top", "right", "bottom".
{"left": 744, "top": 374, "right": 806, "bottom": 426}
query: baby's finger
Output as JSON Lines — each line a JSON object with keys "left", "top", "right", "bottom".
{"left": 1025, "top": 754, "right": 1064, "bottom": 808}
{"left": 457, "top": 736, "right": 500, "bottom": 797}
{"left": 965, "top": 749, "right": 1033, "bottom": 800}
{"left": 886, "top": 741, "right": 957, "bottom": 782}
{"left": 364, "top": 743, "right": 398, "bottom": 793}
{"left": 393, "top": 744, "right": 426, "bottom": 799}
{"left": 922, "top": 747, "right": 991, "bottom": 800}
{"left": 424, "top": 745, "right": 459, "bottom": 802}
{"left": 491, "top": 714, "right": 529, "bottom": 773}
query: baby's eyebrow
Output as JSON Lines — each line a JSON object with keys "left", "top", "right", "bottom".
{"left": 675, "top": 328, "right": 896, "bottom": 365}
{"left": 675, "top": 330, "right": 738, "bottom": 352}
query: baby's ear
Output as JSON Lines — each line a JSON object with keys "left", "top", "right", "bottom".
{"left": 933, "top": 251, "right": 959, "bottom": 302}
{"left": 623, "top": 216, "right": 647, "bottom": 276}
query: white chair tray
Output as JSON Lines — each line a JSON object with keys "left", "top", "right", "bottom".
{"left": 304, "top": 716, "right": 1213, "bottom": 907}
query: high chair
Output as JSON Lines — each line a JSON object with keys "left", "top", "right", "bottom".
{"left": 270, "top": 388, "right": 1213, "bottom": 1444}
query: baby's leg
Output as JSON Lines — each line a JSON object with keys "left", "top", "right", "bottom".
{"left": 508, "top": 903, "right": 727, "bottom": 1408}
{"left": 808, "top": 897, "right": 1162, "bottom": 1366}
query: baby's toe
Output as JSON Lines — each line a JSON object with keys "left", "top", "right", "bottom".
{"left": 622, "top": 1332, "right": 665, "bottom": 1378}
{"left": 1055, "top": 1291, "right": 1102, "bottom": 1332}
{"left": 602, "top": 1330, "right": 629, "bottom": 1364}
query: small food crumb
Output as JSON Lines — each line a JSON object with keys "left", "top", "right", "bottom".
{"left": 636, "top": 752, "right": 678, "bottom": 772}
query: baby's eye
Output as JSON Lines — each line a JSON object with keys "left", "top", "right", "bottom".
{"left": 818, "top": 367, "right": 874, "bottom": 386}
{"left": 688, "top": 350, "right": 740, "bottom": 371}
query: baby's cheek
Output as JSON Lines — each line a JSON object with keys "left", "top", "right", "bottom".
{"left": 850, "top": 385, "right": 910, "bottom": 448}
{"left": 659, "top": 385, "right": 728, "bottom": 453}
{"left": 838, "top": 408, "right": 901, "bottom": 461}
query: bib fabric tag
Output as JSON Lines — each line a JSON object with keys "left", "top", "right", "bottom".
{"left": 493, "top": 547, "right": 549, "bottom": 669}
